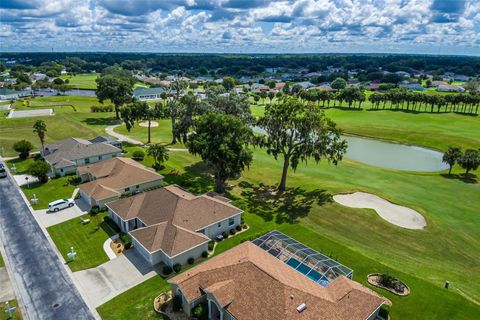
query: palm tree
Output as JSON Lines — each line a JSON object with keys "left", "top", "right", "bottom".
{"left": 147, "top": 144, "right": 169, "bottom": 169}
{"left": 33, "top": 120, "right": 47, "bottom": 155}
{"left": 442, "top": 146, "right": 462, "bottom": 175}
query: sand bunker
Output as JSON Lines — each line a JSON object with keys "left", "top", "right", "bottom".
{"left": 139, "top": 121, "right": 159, "bottom": 127}
{"left": 333, "top": 192, "right": 426, "bottom": 229}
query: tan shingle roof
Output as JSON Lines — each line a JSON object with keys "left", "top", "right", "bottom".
{"left": 129, "top": 222, "right": 209, "bottom": 257}
{"left": 107, "top": 185, "right": 242, "bottom": 255}
{"left": 78, "top": 157, "right": 163, "bottom": 200}
{"left": 107, "top": 185, "right": 242, "bottom": 230}
{"left": 169, "top": 242, "right": 386, "bottom": 320}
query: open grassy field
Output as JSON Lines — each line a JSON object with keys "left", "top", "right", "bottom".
{"left": 102, "top": 113, "right": 480, "bottom": 319}
{"left": 47, "top": 211, "right": 116, "bottom": 272}
{"left": 0, "top": 96, "right": 118, "bottom": 157}
{"left": 60, "top": 73, "right": 98, "bottom": 90}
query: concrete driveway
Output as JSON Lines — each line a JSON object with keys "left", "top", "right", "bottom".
{"left": 33, "top": 198, "right": 90, "bottom": 228}
{"left": 0, "top": 169, "right": 94, "bottom": 319}
{"left": 0, "top": 267, "right": 15, "bottom": 302}
{"left": 72, "top": 249, "right": 161, "bottom": 308}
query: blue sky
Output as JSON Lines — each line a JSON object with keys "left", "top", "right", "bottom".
{"left": 1, "top": 0, "right": 479, "bottom": 55}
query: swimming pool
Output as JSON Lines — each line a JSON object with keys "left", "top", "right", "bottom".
{"left": 286, "top": 257, "right": 330, "bottom": 286}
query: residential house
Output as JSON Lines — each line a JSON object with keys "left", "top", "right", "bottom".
{"left": 88, "top": 135, "right": 122, "bottom": 148}
{"left": 454, "top": 75, "right": 470, "bottom": 82}
{"left": 106, "top": 185, "right": 243, "bottom": 267}
{"left": 77, "top": 157, "right": 163, "bottom": 208}
{"left": 251, "top": 83, "right": 270, "bottom": 93}
{"left": 275, "top": 82, "right": 286, "bottom": 90}
{"left": 437, "top": 84, "right": 465, "bottom": 93}
{"left": 133, "top": 87, "right": 165, "bottom": 101}
{"left": 399, "top": 83, "right": 425, "bottom": 91}
{"left": 169, "top": 239, "right": 386, "bottom": 320}
{"left": 42, "top": 138, "right": 122, "bottom": 176}
{"left": 32, "top": 73, "right": 47, "bottom": 81}
{"left": 297, "top": 81, "right": 316, "bottom": 89}
{"left": 0, "top": 88, "right": 28, "bottom": 100}
{"left": 432, "top": 80, "right": 448, "bottom": 87}
{"left": 311, "top": 85, "right": 334, "bottom": 91}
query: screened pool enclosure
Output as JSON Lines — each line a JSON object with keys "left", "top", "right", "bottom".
{"left": 252, "top": 230, "right": 353, "bottom": 287}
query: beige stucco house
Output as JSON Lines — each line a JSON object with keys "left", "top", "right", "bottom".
{"left": 77, "top": 157, "right": 163, "bottom": 208}
{"left": 106, "top": 185, "right": 243, "bottom": 267}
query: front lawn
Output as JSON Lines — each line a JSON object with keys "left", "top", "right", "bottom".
{"left": 47, "top": 211, "right": 116, "bottom": 272}
{"left": 5, "top": 158, "right": 35, "bottom": 175}
{"left": 21, "top": 176, "right": 76, "bottom": 209}
{"left": 0, "top": 300, "right": 22, "bottom": 320}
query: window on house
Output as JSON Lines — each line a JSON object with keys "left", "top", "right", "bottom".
{"left": 125, "top": 187, "right": 130, "bottom": 192}
{"left": 136, "top": 185, "right": 140, "bottom": 189}
{"left": 99, "top": 155, "right": 102, "bottom": 160}
{"left": 85, "top": 158, "right": 90, "bottom": 164}
{"left": 229, "top": 217, "right": 235, "bottom": 226}
{"left": 60, "top": 168, "right": 64, "bottom": 173}
{"left": 217, "top": 222, "right": 222, "bottom": 228}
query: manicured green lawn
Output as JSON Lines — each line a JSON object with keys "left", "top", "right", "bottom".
{"left": 21, "top": 176, "right": 76, "bottom": 210}
{"left": 0, "top": 300, "right": 22, "bottom": 320}
{"left": 98, "top": 131, "right": 479, "bottom": 319}
{"left": 114, "top": 120, "right": 184, "bottom": 147}
{"left": 47, "top": 212, "right": 116, "bottom": 272}
{"left": 5, "top": 158, "right": 35, "bottom": 175}
{"left": 0, "top": 96, "right": 119, "bottom": 156}
{"left": 60, "top": 73, "right": 98, "bottom": 90}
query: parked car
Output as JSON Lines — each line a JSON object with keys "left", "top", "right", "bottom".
{"left": 48, "top": 198, "right": 74, "bottom": 212}
{"left": 0, "top": 163, "right": 7, "bottom": 178}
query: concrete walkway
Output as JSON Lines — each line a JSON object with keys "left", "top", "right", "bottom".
{"left": 105, "top": 124, "right": 144, "bottom": 146}
{"left": 0, "top": 267, "right": 15, "bottom": 302}
{"left": 72, "top": 249, "right": 161, "bottom": 308}
{"left": 105, "top": 124, "right": 188, "bottom": 151}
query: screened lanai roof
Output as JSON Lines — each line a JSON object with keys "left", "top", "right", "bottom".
{"left": 252, "top": 230, "right": 353, "bottom": 287}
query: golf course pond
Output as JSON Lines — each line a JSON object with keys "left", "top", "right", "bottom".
{"left": 251, "top": 126, "right": 448, "bottom": 172}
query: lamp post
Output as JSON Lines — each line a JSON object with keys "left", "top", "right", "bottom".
{"left": 25, "top": 176, "right": 29, "bottom": 188}
{"left": 12, "top": 164, "right": 16, "bottom": 174}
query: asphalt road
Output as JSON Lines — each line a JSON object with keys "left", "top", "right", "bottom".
{"left": 0, "top": 173, "right": 94, "bottom": 320}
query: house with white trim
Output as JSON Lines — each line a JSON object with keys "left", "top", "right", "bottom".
{"left": 77, "top": 157, "right": 164, "bottom": 208}
{"left": 106, "top": 185, "right": 243, "bottom": 267}
{"left": 169, "top": 240, "right": 387, "bottom": 320}
{"left": 42, "top": 138, "right": 122, "bottom": 176}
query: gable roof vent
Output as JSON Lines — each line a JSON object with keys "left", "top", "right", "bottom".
{"left": 296, "top": 303, "right": 307, "bottom": 313}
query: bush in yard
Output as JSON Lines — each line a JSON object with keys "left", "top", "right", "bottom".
{"left": 162, "top": 265, "right": 173, "bottom": 275}
{"left": 208, "top": 241, "right": 215, "bottom": 251}
{"left": 222, "top": 232, "right": 228, "bottom": 239}
{"left": 229, "top": 228, "right": 236, "bottom": 235}
{"left": 27, "top": 160, "right": 50, "bottom": 183}
{"left": 89, "top": 205, "right": 100, "bottom": 215}
{"left": 132, "top": 150, "right": 145, "bottom": 161}
{"left": 13, "top": 139, "right": 34, "bottom": 159}
{"left": 187, "top": 257, "right": 195, "bottom": 265}
{"left": 120, "top": 233, "right": 132, "bottom": 249}
{"left": 201, "top": 251, "right": 208, "bottom": 258}
{"left": 172, "top": 295, "right": 182, "bottom": 312}
{"left": 192, "top": 303, "right": 208, "bottom": 320}
{"left": 235, "top": 224, "right": 242, "bottom": 231}
{"left": 173, "top": 263, "right": 182, "bottom": 273}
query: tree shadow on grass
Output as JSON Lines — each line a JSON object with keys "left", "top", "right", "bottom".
{"left": 81, "top": 117, "right": 121, "bottom": 127}
{"left": 236, "top": 181, "right": 332, "bottom": 224}
{"left": 440, "top": 173, "right": 478, "bottom": 184}
{"left": 162, "top": 161, "right": 215, "bottom": 194}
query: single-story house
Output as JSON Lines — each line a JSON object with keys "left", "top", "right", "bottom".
{"left": 32, "top": 73, "right": 47, "bottom": 81}
{"left": 0, "top": 88, "right": 28, "bottom": 100}
{"left": 133, "top": 87, "right": 165, "bottom": 101}
{"left": 437, "top": 84, "right": 465, "bottom": 93}
{"left": 77, "top": 157, "right": 163, "bottom": 208}
{"left": 88, "top": 135, "right": 122, "bottom": 148}
{"left": 169, "top": 241, "right": 387, "bottom": 320}
{"left": 42, "top": 138, "right": 122, "bottom": 176}
{"left": 106, "top": 185, "right": 243, "bottom": 267}
{"left": 399, "top": 83, "right": 425, "bottom": 91}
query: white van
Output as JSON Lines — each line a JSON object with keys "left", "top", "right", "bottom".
{"left": 48, "top": 199, "right": 74, "bottom": 212}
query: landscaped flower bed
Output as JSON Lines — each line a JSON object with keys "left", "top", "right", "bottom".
{"left": 367, "top": 273, "right": 410, "bottom": 296}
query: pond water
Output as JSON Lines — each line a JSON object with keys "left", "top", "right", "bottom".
{"left": 251, "top": 126, "right": 448, "bottom": 172}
